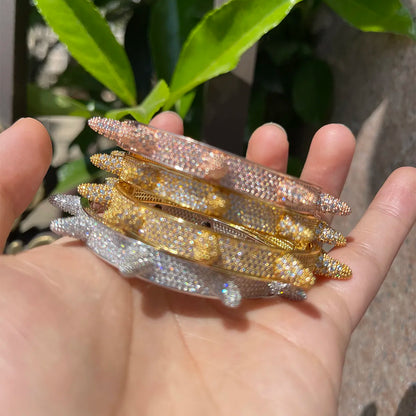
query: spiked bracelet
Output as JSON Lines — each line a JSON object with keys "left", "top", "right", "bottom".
{"left": 90, "top": 152, "right": 346, "bottom": 249}
{"left": 77, "top": 180, "right": 351, "bottom": 289}
{"left": 49, "top": 117, "right": 353, "bottom": 307}
{"left": 88, "top": 117, "right": 351, "bottom": 216}
{"left": 49, "top": 195, "right": 307, "bottom": 307}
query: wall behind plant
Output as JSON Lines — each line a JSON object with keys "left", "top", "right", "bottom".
{"left": 318, "top": 3, "right": 416, "bottom": 414}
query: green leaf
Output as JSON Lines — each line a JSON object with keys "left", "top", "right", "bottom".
{"left": 27, "top": 84, "right": 92, "bottom": 117}
{"left": 149, "top": 0, "right": 212, "bottom": 82}
{"left": 175, "top": 91, "right": 196, "bottom": 118}
{"left": 106, "top": 80, "right": 169, "bottom": 123}
{"left": 34, "top": 0, "right": 137, "bottom": 105}
{"left": 324, "top": 0, "right": 416, "bottom": 39}
{"left": 165, "top": 0, "right": 302, "bottom": 108}
{"left": 292, "top": 58, "right": 333, "bottom": 125}
{"left": 54, "top": 157, "right": 100, "bottom": 193}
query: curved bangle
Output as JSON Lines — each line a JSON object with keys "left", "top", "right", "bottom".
{"left": 80, "top": 181, "right": 318, "bottom": 289}
{"left": 88, "top": 117, "right": 351, "bottom": 216}
{"left": 78, "top": 181, "right": 352, "bottom": 288}
{"left": 48, "top": 194, "right": 307, "bottom": 307}
{"left": 90, "top": 152, "right": 346, "bottom": 249}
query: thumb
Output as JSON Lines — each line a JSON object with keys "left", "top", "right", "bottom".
{"left": 0, "top": 118, "right": 52, "bottom": 251}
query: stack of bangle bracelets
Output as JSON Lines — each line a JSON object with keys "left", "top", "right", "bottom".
{"left": 49, "top": 117, "right": 352, "bottom": 307}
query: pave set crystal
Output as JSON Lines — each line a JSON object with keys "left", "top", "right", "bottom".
{"left": 88, "top": 117, "right": 351, "bottom": 215}
{"left": 49, "top": 117, "right": 353, "bottom": 307}
{"left": 90, "top": 152, "right": 346, "bottom": 249}
{"left": 49, "top": 195, "right": 307, "bottom": 307}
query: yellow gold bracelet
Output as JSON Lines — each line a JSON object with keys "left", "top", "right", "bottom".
{"left": 90, "top": 152, "right": 346, "bottom": 249}
{"left": 49, "top": 194, "right": 309, "bottom": 307}
{"left": 78, "top": 181, "right": 352, "bottom": 289}
{"left": 49, "top": 117, "right": 353, "bottom": 305}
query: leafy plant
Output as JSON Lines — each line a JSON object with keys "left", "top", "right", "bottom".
{"left": 30, "top": 0, "right": 415, "bottom": 191}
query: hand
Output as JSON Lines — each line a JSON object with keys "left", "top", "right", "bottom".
{"left": 0, "top": 115, "right": 414, "bottom": 416}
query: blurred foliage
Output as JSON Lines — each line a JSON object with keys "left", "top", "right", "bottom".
{"left": 28, "top": 0, "right": 416, "bottom": 192}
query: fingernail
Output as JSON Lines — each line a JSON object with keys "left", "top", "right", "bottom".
{"left": 264, "top": 122, "right": 286, "bottom": 134}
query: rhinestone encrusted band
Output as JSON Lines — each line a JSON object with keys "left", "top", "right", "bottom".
{"left": 49, "top": 194, "right": 307, "bottom": 306}
{"left": 89, "top": 152, "right": 346, "bottom": 249}
{"left": 49, "top": 117, "right": 353, "bottom": 307}
{"left": 77, "top": 180, "right": 351, "bottom": 286}
{"left": 88, "top": 117, "right": 351, "bottom": 216}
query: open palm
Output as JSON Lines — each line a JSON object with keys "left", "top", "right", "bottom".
{"left": 0, "top": 114, "right": 414, "bottom": 416}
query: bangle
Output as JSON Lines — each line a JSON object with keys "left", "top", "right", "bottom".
{"left": 49, "top": 194, "right": 307, "bottom": 306}
{"left": 49, "top": 116, "right": 353, "bottom": 306}
{"left": 78, "top": 181, "right": 352, "bottom": 287}
{"left": 88, "top": 117, "right": 351, "bottom": 216}
{"left": 79, "top": 181, "right": 318, "bottom": 289}
{"left": 90, "top": 152, "right": 346, "bottom": 248}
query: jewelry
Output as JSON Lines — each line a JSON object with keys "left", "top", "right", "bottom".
{"left": 78, "top": 180, "right": 352, "bottom": 287}
{"left": 90, "top": 152, "right": 346, "bottom": 249}
{"left": 88, "top": 117, "right": 351, "bottom": 216}
{"left": 49, "top": 194, "right": 307, "bottom": 306}
{"left": 49, "top": 117, "right": 353, "bottom": 305}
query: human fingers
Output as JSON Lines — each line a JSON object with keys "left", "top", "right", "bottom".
{"left": 301, "top": 124, "right": 355, "bottom": 198}
{"left": 150, "top": 111, "right": 184, "bottom": 135}
{"left": 246, "top": 123, "right": 289, "bottom": 172}
{"left": 312, "top": 167, "right": 416, "bottom": 331}
{"left": 0, "top": 119, "right": 52, "bottom": 250}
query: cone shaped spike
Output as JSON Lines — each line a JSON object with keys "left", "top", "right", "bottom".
{"left": 317, "top": 223, "right": 347, "bottom": 246}
{"left": 88, "top": 117, "right": 124, "bottom": 141}
{"left": 105, "top": 177, "right": 118, "bottom": 187}
{"left": 90, "top": 153, "right": 123, "bottom": 175}
{"left": 77, "top": 183, "right": 112, "bottom": 206}
{"left": 315, "top": 253, "right": 352, "bottom": 279}
{"left": 318, "top": 193, "right": 351, "bottom": 215}
{"left": 48, "top": 194, "right": 82, "bottom": 216}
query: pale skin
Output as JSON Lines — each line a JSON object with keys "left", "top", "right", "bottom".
{"left": 0, "top": 113, "right": 414, "bottom": 416}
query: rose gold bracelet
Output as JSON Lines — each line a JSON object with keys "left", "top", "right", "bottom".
{"left": 88, "top": 117, "right": 351, "bottom": 216}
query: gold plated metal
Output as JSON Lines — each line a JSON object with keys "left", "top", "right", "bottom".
{"left": 78, "top": 181, "right": 352, "bottom": 287}
{"left": 49, "top": 117, "right": 354, "bottom": 305}
{"left": 90, "top": 152, "right": 346, "bottom": 249}
{"left": 78, "top": 182, "right": 320, "bottom": 289}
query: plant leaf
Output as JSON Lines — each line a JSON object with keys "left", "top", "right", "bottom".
{"left": 106, "top": 80, "right": 169, "bottom": 122}
{"left": 34, "top": 0, "right": 137, "bottom": 105}
{"left": 54, "top": 157, "right": 101, "bottom": 193}
{"left": 175, "top": 91, "right": 196, "bottom": 118}
{"left": 27, "top": 84, "right": 92, "bottom": 117}
{"left": 149, "top": 0, "right": 212, "bottom": 83}
{"left": 292, "top": 58, "right": 333, "bottom": 125}
{"left": 165, "top": 0, "right": 302, "bottom": 108}
{"left": 324, "top": 0, "right": 416, "bottom": 39}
